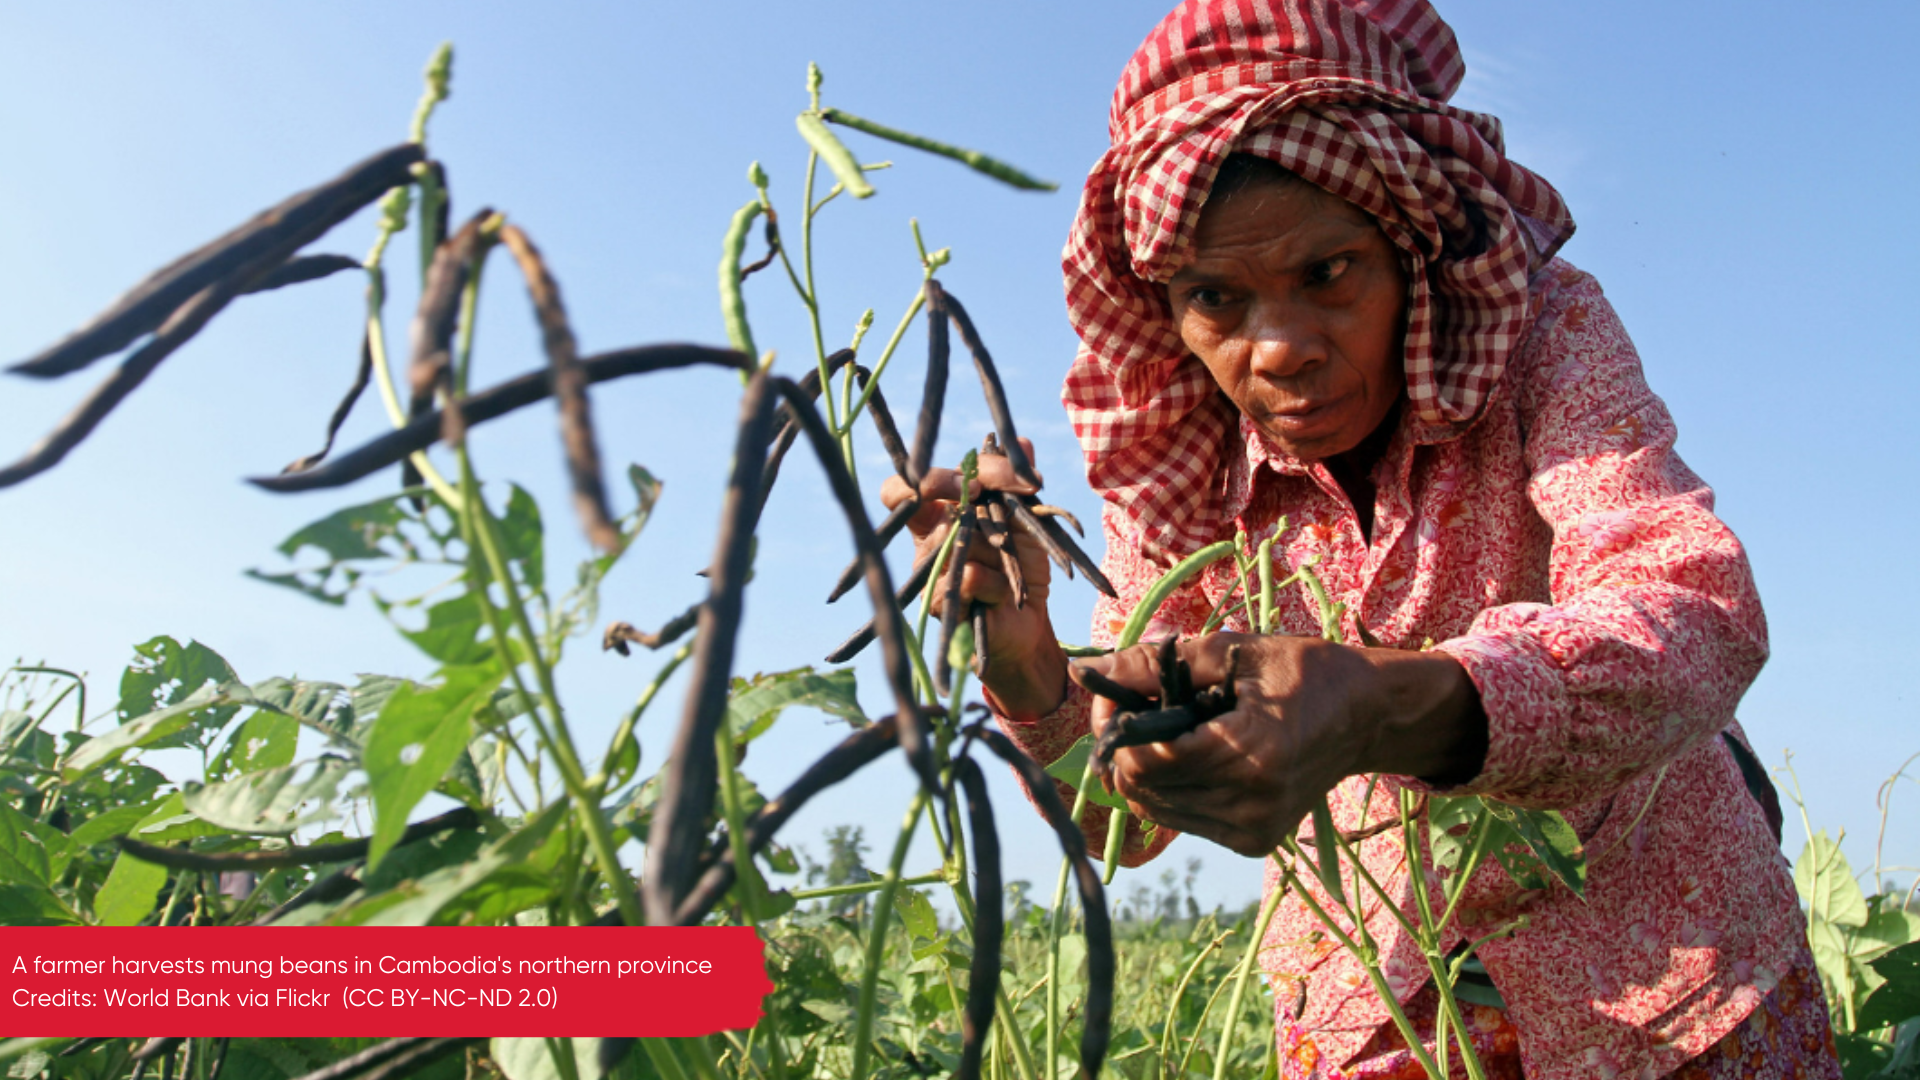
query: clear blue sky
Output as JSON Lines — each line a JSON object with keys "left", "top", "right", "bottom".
{"left": 1, "top": 2, "right": 1914, "bottom": 909}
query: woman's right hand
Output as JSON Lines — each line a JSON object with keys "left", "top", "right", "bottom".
{"left": 879, "top": 441, "right": 1068, "bottom": 719}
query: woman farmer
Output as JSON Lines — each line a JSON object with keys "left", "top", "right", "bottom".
{"left": 884, "top": 0, "right": 1837, "bottom": 1076}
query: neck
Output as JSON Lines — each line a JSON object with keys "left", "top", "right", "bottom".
{"left": 1322, "top": 398, "right": 1402, "bottom": 543}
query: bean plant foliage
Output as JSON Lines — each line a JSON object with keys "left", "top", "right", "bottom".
{"left": 1, "top": 43, "right": 1915, "bottom": 1080}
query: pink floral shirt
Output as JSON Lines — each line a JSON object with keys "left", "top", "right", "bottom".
{"left": 998, "top": 260, "right": 1811, "bottom": 1080}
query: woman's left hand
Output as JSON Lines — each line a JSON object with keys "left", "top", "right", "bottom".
{"left": 1078, "top": 633, "right": 1486, "bottom": 858}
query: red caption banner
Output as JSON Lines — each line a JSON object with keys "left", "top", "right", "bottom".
{"left": 1, "top": 926, "right": 772, "bottom": 1037}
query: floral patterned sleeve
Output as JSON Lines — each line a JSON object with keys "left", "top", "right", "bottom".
{"left": 1430, "top": 273, "right": 1769, "bottom": 808}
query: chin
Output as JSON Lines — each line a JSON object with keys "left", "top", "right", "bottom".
{"left": 1258, "top": 425, "right": 1364, "bottom": 462}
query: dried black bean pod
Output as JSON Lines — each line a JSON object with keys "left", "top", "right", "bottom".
{"left": 909, "top": 278, "right": 949, "bottom": 485}
{"left": 824, "top": 540, "right": 942, "bottom": 663}
{"left": 757, "top": 349, "right": 853, "bottom": 519}
{"left": 969, "top": 726, "right": 1113, "bottom": 1080}
{"left": 825, "top": 496, "right": 917, "bottom": 603}
{"left": 1157, "top": 636, "right": 1189, "bottom": 704}
{"left": 643, "top": 370, "right": 780, "bottom": 926}
{"left": 241, "top": 253, "right": 363, "bottom": 294}
{"left": 11, "top": 143, "right": 424, "bottom": 378}
{"left": 854, "top": 365, "right": 914, "bottom": 482}
{"left": 406, "top": 209, "right": 495, "bottom": 452}
{"left": 249, "top": 344, "right": 750, "bottom": 492}
{"left": 281, "top": 330, "right": 374, "bottom": 474}
{"left": 928, "top": 282, "right": 1041, "bottom": 491}
{"left": 116, "top": 807, "right": 478, "bottom": 871}
{"left": 499, "top": 223, "right": 617, "bottom": 551}
{"left": 1025, "top": 503, "right": 1084, "bottom": 537}
{"left": 766, "top": 377, "right": 933, "bottom": 785}
{"left": 935, "top": 506, "right": 978, "bottom": 696}
{"left": 952, "top": 756, "right": 1003, "bottom": 1080}
{"left": 663, "top": 716, "right": 902, "bottom": 926}
{"left": 1018, "top": 494, "right": 1117, "bottom": 598}
{"left": 1094, "top": 706, "right": 1202, "bottom": 767}
{"left": 0, "top": 249, "right": 287, "bottom": 489}
{"left": 1087, "top": 643, "right": 1241, "bottom": 767}
{"left": 979, "top": 497, "right": 1025, "bottom": 609}
{"left": 601, "top": 602, "right": 700, "bottom": 655}
{"left": 1004, "top": 496, "right": 1077, "bottom": 578}
{"left": 1067, "top": 663, "right": 1153, "bottom": 714}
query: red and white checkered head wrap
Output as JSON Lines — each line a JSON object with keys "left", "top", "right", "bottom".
{"left": 1063, "top": 0, "right": 1575, "bottom": 562}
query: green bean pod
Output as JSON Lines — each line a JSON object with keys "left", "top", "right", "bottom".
{"left": 1114, "top": 540, "right": 1238, "bottom": 650}
{"left": 718, "top": 198, "right": 764, "bottom": 360}
{"left": 795, "top": 112, "right": 875, "bottom": 199}
{"left": 822, "top": 108, "right": 1057, "bottom": 192}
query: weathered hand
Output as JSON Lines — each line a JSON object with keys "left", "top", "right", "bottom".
{"left": 1079, "top": 633, "right": 1485, "bottom": 857}
{"left": 879, "top": 438, "right": 1067, "bottom": 717}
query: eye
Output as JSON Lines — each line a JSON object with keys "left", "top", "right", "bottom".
{"left": 1305, "top": 256, "right": 1352, "bottom": 287}
{"left": 1183, "top": 285, "right": 1229, "bottom": 310}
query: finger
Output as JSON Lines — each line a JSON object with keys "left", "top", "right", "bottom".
{"left": 974, "top": 453, "right": 1041, "bottom": 495}
{"left": 880, "top": 474, "right": 917, "bottom": 511}
{"left": 1075, "top": 640, "right": 1170, "bottom": 697}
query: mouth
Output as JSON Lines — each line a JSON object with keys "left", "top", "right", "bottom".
{"left": 1261, "top": 396, "right": 1346, "bottom": 431}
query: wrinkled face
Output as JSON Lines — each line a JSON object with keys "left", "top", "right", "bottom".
{"left": 1166, "top": 174, "right": 1409, "bottom": 461}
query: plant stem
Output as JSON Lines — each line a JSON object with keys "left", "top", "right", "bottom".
{"left": 593, "top": 639, "right": 695, "bottom": 799}
{"left": 1209, "top": 879, "right": 1287, "bottom": 1080}
{"left": 1045, "top": 755, "right": 1099, "bottom": 1080}
{"left": 456, "top": 451, "right": 640, "bottom": 929}
{"left": 789, "top": 872, "right": 944, "bottom": 901}
{"left": 842, "top": 288, "right": 925, "bottom": 432}
{"left": 798, "top": 151, "right": 838, "bottom": 440}
{"left": 712, "top": 727, "right": 790, "bottom": 1080}
{"left": 850, "top": 790, "right": 928, "bottom": 1080}
{"left": 1276, "top": 860, "right": 1444, "bottom": 1079}
{"left": 1157, "top": 930, "right": 1232, "bottom": 1079}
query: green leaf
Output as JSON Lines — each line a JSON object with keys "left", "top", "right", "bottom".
{"left": 726, "top": 666, "right": 866, "bottom": 745}
{"left": 391, "top": 592, "right": 494, "bottom": 666}
{"left": 498, "top": 484, "right": 547, "bottom": 594}
{"left": 363, "top": 666, "right": 503, "bottom": 870}
{"left": 0, "top": 804, "right": 74, "bottom": 925}
{"left": 92, "top": 851, "right": 168, "bottom": 926}
{"left": 1796, "top": 831, "right": 1871, "bottom": 929}
{"left": 62, "top": 683, "right": 244, "bottom": 779}
{"left": 115, "top": 636, "right": 241, "bottom": 751}
{"left": 1484, "top": 802, "right": 1586, "bottom": 898}
{"left": 318, "top": 801, "right": 568, "bottom": 927}
{"left": 1043, "top": 736, "right": 1129, "bottom": 811}
{"left": 1859, "top": 898, "right": 1920, "bottom": 961}
{"left": 64, "top": 800, "right": 163, "bottom": 860}
{"left": 128, "top": 792, "right": 234, "bottom": 846}
{"left": 491, "top": 1037, "right": 605, "bottom": 1080}
{"left": 895, "top": 887, "right": 938, "bottom": 941}
{"left": 248, "top": 677, "right": 350, "bottom": 729}
{"left": 90, "top": 797, "right": 200, "bottom": 927}
{"left": 1308, "top": 799, "right": 1346, "bottom": 906}
{"left": 182, "top": 757, "right": 352, "bottom": 834}
{"left": 0, "top": 802, "right": 61, "bottom": 885}
{"left": 245, "top": 491, "right": 429, "bottom": 605}
{"left": 1426, "top": 794, "right": 1481, "bottom": 879}
{"left": 1858, "top": 940, "right": 1920, "bottom": 1032}
{"left": 795, "top": 112, "right": 874, "bottom": 198}
{"left": 208, "top": 709, "right": 298, "bottom": 780}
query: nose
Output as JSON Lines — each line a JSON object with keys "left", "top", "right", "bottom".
{"left": 1245, "top": 301, "right": 1326, "bottom": 380}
